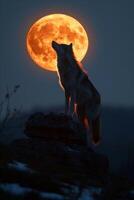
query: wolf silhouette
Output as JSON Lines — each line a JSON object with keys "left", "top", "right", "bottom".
{"left": 52, "top": 41, "right": 79, "bottom": 114}
{"left": 52, "top": 41, "right": 101, "bottom": 145}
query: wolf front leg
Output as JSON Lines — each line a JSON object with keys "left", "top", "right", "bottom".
{"left": 70, "top": 92, "right": 77, "bottom": 119}
{"left": 70, "top": 91, "right": 76, "bottom": 116}
{"left": 65, "top": 91, "right": 70, "bottom": 115}
{"left": 91, "top": 115, "right": 101, "bottom": 145}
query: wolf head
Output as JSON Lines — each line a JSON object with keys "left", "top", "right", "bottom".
{"left": 52, "top": 41, "right": 73, "bottom": 58}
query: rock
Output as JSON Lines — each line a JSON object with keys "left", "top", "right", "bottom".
{"left": 1, "top": 112, "right": 133, "bottom": 200}
{"left": 24, "top": 112, "right": 86, "bottom": 145}
{"left": 9, "top": 138, "right": 109, "bottom": 185}
{"left": 23, "top": 112, "right": 109, "bottom": 181}
{"left": 0, "top": 112, "right": 109, "bottom": 199}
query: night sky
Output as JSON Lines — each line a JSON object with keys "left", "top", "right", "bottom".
{"left": 1, "top": 0, "right": 134, "bottom": 112}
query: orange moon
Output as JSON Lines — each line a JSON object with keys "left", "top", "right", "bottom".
{"left": 26, "top": 14, "right": 89, "bottom": 71}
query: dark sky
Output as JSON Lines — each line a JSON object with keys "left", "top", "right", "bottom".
{"left": 1, "top": 0, "right": 134, "bottom": 111}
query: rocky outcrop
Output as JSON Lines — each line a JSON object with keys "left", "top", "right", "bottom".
{"left": 0, "top": 113, "right": 133, "bottom": 200}
{"left": 24, "top": 112, "right": 86, "bottom": 145}
{"left": 0, "top": 112, "right": 134, "bottom": 200}
{"left": 0, "top": 112, "right": 110, "bottom": 199}
{"left": 22, "top": 112, "right": 109, "bottom": 179}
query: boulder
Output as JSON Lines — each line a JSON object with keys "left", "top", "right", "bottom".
{"left": 24, "top": 112, "right": 86, "bottom": 145}
{"left": 10, "top": 138, "right": 109, "bottom": 184}
{"left": 14, "top": 112, "right": 109, "bottom": 182}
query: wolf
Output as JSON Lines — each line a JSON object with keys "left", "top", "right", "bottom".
{"left": 52, "top": 41, "right": 101, "bottom": 145}
{"left": 52, "top": 41, "right": 79, "bottom": 115}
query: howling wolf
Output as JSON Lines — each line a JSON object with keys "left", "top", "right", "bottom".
{"left": 52, "top": 41, "right": 79, "bottom": 115}
{"left": 52, "top": 41, "right": 101, "bottom": 145}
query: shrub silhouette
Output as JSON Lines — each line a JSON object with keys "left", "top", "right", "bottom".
{"left": 0, "top": 85, "right": 21, "bottom": 133}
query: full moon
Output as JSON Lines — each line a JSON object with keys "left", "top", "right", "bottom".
{"left": 26, "top": 14, "right": 89, "bottom": 71}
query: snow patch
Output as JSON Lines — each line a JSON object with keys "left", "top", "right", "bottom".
{"left": 40, "top": 192, "right": 63, "bottom": 199}
{"left": 0, "top": 183, "right": 63, "bottom": 199}
{"left": 8, "top": 161, "right": 35, "bottom": 173}
{"left": 80, "top": 189, "right": 94, "bottom": 200}
{"left": 80, "top": 187, "right": 102, "bottom": 200}
{"left": 0, "top": 183, "right": 32, "bottom": 195}
{"left": 89, "top": 186, "right": 102, "bottom": 195}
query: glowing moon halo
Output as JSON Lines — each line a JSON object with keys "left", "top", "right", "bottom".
{"left": 26, "top": 14, "right": 89, "bottom": 71}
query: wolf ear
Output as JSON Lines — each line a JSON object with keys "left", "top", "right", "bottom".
{"left": 69, "top": 43, "right": 73, "bottom": 50}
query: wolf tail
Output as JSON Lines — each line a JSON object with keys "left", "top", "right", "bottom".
{"left": 83, "top": 115, "right": 101, "bottom": 145}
